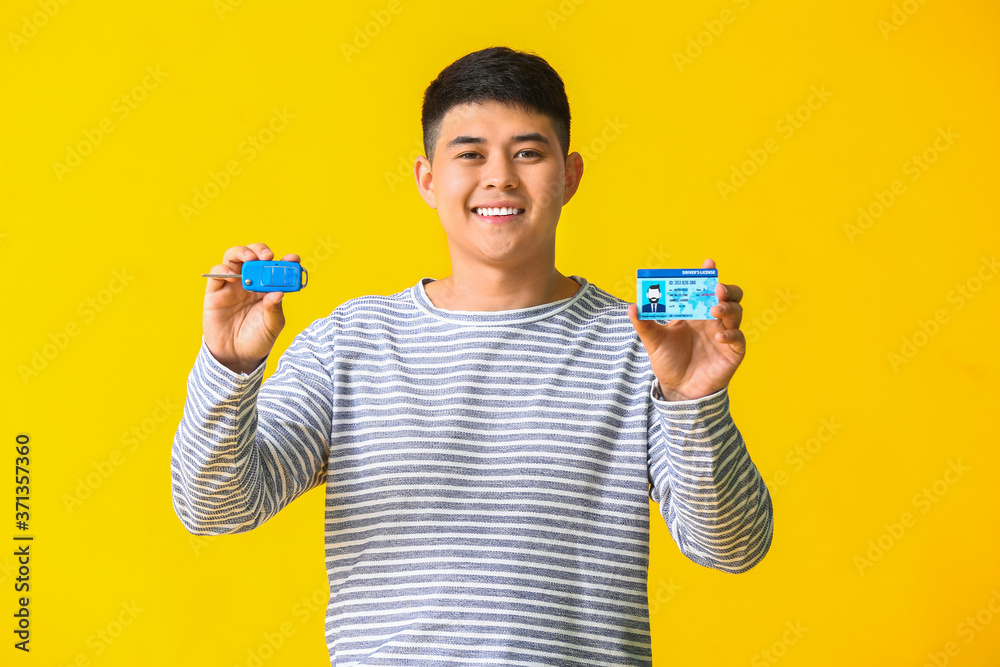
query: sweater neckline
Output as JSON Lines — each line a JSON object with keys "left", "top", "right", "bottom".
{"left": 410, "top": 275, "right": 591, "bottom": 325}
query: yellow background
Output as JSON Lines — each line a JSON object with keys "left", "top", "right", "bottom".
{"left": 3, "top": 0, "right": 998, "bottom": 664}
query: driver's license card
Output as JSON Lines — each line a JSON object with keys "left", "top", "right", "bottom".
{"left": 637, "top": 269, "right": 719, "bottom": 321}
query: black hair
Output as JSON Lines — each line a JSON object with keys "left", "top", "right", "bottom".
{"left": 421, "top": 46, "right": 571, "bottom": 164}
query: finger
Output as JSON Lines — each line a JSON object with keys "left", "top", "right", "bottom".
{"left": 260, "top": 290, "right": 286, "bottom": 336}
{"left": 715, "top": 327, "right": 746, "bottom": 355}
{"left": 701, "top": 257, "right": 716, "bottom": 270}
{"left": 222, "top": 243, "right": 277, "bottom": 275}
{"left": 710, "top": 300, "right": 743, "bottom": 330}
{"left": 281, "top": 253, "right": 301, "bottom": 263}
{"left": 246, "top": 242, "right": 274, "bottom": 261}
{"left": 626, "top": 303, "right": 669, "bottom": 342}
{"left": 263, "top": 290, "right": 284, "bottom": 307}
{"left": 205, "top": 263, "right": 241, "bottom": 294}
{"left": 220, "top": 245, "right": 256, "bottom": 275}
{"left": 222, "top": 245, "right": 253, "bottom": 266}
{"left": 716, "top": 282, "right": 744, "bottom": 304}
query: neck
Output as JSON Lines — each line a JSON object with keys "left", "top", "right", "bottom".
{"left": 425, "top": 259, "right": 581, "bottom": 312}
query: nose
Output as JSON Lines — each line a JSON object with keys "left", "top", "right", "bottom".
{"left": 481, "top": 154, "right": 518, "bottom": 190}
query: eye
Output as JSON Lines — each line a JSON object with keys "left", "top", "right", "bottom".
{"left": 457, "top": 152, "right": 481, "bottom": 159}
{"left": 516, "top": 149, "right": 540, "bottom": 158}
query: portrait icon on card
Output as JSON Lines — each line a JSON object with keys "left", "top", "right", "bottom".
{"left": 640, "top": 281, "right": 667, "bottom": 317}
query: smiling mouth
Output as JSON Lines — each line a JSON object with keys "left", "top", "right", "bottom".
{"left": 472, "top": 206, "right": 525, "bottom": 223}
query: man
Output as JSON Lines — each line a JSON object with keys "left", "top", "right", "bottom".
{"left": 641, "top": 283, "right": 666, "bottom": 315}
{"left": 171, "top": 46, "right": 773, "bottom": 665}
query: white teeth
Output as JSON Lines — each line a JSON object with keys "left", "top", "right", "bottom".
{"left": 476, "top": 207, "right": 521, "bottom": 216}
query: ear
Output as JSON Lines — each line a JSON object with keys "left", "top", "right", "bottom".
{"left": 414, "top": 154, "right": 437, "bottom": 209}
{"left": 562, "top": 151, "right": 584, "bottom": 206}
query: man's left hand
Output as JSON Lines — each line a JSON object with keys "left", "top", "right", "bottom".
{"left": 626, "top": 258, "right": 746, "bottom": 401}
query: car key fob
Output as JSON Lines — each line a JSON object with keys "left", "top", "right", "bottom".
{"left": 202, "top": 260, "right": 308, "bottom": 293}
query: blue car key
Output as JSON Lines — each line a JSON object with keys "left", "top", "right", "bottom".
{"left": 201, "top": 260, "right": 308, "bottom": 293}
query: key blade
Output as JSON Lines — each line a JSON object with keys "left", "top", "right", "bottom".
{"left": 201, "top": 273, "right": 241, "bottom": 278}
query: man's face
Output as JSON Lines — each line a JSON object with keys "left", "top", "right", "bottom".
{"left": 646, "top": 286, "right": 661, "bottom": 304}
{"left": 415, "top": 100, "right": 583, "bottom": 269}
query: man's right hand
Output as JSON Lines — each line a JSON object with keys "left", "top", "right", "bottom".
{"left": 203, "top": 243, "right": 301, "bottom": 374}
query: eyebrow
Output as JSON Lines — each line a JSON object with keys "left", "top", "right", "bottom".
{"left": 446, "top": 132, "right": 551, "bottom": 148}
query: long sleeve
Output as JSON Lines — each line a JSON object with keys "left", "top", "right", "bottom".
{"left": 646, "top": 379, "right": 773, "bottom": 573}
{"left": 170, "top": 322, "right": 334, "bottom": 535}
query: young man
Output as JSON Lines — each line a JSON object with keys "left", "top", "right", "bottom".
{"left": 171, "top": 46, "right": 773, "bottom": 665}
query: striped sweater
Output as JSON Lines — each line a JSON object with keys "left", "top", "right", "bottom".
{"left": 170, "top": 274, "right": 773, "bottom": 666}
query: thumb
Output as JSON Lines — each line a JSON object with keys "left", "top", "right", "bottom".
{"left": 260, "top": 291, "right": 286, "bottom": 336}
{"left": 627, "top": 303, "right": 658, "bottom": 337}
